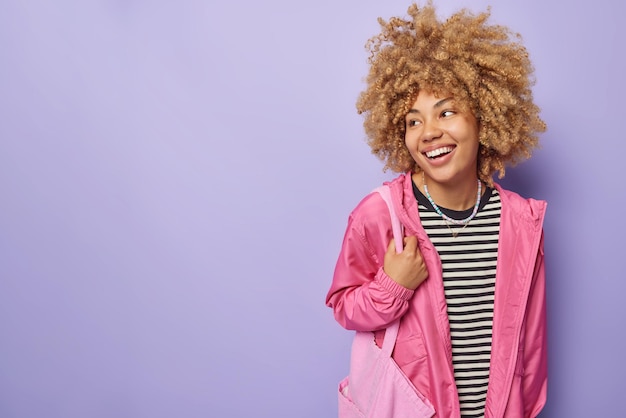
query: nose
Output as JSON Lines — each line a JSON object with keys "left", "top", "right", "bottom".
{"left": 421, "top": 118, "right": 443, "bottom": 142}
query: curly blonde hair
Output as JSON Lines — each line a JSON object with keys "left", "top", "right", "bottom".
{"left": 356, "top": 3, "right": 546, "bottom": 184}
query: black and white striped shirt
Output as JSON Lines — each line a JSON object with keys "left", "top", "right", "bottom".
{"left": 414, "top": 183, "right": 502, "bottom": 418}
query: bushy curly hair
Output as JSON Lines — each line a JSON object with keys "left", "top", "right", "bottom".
{"left": 356, "top": 3, "right": 546, "bottom": 184}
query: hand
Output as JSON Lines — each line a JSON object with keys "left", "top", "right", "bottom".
{"left": 383, "top": 236, "right": 428, "bottom": 290}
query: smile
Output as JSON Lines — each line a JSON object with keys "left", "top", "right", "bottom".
{"left": 424, "top": 146, "right": 455, "bottom": 159}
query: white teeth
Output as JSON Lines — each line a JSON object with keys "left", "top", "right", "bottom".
{"left": 425, "top": 147, "right": 453, "bottom": 158}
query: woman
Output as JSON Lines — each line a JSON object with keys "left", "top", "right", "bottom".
{"left": 326, "top": 4, "right": 547, "bottom": 417}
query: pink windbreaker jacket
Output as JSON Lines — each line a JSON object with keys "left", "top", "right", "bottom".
{"left": 326, "top": 173, "right": 547, "bottom": 418}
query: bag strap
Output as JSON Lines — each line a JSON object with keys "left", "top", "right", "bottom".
{"left": 373, "top": 185, "right": 404, "bottom": 356}
{"left": 374, "top": 185, "right": 404, "bottom": 253}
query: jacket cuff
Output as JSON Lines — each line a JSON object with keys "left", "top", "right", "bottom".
{"left": 375, "top": 268, "right": 414, "bottom": 301}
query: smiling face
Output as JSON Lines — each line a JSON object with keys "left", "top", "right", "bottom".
{"left": 404, "top": 90, "right": 480, "bottom": 193}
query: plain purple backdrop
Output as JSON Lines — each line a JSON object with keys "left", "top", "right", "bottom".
{"left": 1, "top": 1, "right": 624, "bottom": 417}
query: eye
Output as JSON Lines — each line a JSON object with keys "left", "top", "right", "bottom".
{"left": 441, "top": 110, "right": 456, "bottom": 118}
{"left": 406, "top": 119, "right": 422, "bottom": 128}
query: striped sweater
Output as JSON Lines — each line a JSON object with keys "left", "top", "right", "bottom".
{"left": 414, "top": 183, "right": 501, "bottom": 418}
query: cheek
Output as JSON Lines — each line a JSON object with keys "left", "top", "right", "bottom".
{"left": 404, "top": 136, "right": 421, "bottom": 158}
{"left": 404, "top": 132, "right": 418, "bottom": 149}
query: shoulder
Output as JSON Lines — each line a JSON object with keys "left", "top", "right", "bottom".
{"left": 352, "top": 173, "right": 411, "bottom": 216}
{"left": 494, "top": 183, "right": 547, "bottom": 226}
{"left": 350, "top": 173, "right": 408, "bottom": 223}
{"left": 349, "top": 189, "right": 390, "bottom": 228}
{"left": 346, "top": 175, "right": 408, "bottom": 240}
{"left": 349, "top": 174, "right": 410, "bottom": 236}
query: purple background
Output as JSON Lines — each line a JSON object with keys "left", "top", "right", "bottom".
{"left": 0, "top": 1, "right": 624, "bottom": 417}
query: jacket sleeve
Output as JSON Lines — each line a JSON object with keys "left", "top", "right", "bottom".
{"left": 523, "top": 230, "right": 548, "bottom": 417}
{"left": 325, "top": 192, "right": 414, "bottom": 332}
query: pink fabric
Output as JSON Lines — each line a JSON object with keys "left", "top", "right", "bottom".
{"left": 338, "top": 185, "right": 435, "bottom": 418}
{"left": 339, "top": 320, "right": 435, "bottom": 418}
{"left": 327, "top": 173, "right": 547, "bottom": 417}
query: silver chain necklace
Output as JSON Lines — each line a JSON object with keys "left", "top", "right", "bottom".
{"left": 422, "top": 172, "right": 481, "bottom": 237}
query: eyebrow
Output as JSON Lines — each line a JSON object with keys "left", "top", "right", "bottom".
{"left": 406, "top": 97, "right": 454, "bottom": 114}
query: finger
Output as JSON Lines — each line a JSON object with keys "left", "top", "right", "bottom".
{"left": 403, "top": 235, "right": 418, "bottom": 252}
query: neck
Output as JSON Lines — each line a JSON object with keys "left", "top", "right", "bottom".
{"left": 416, "top": 172, "right": 481, "bottom": 211}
